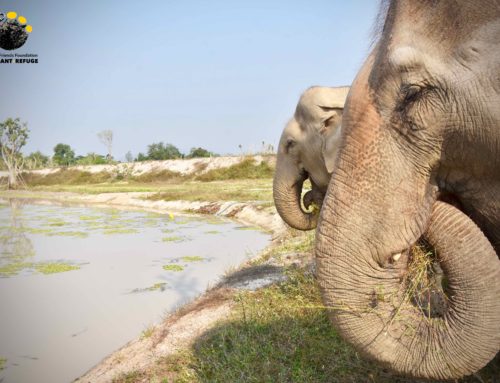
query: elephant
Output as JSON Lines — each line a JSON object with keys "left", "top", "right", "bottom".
{"left": 315, "top": 0, "right": 500, "bottom": 380}
{"left": 273, "top": 86, "right": 349, "bottom": 230}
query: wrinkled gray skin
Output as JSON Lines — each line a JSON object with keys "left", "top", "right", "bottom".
{"left": 316, "top": 0, "right": 500, "bottom": 380}
{"left": 273, "top": 86, "right": 349, "bottom": 230}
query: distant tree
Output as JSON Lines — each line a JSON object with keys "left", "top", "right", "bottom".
{"left": 125, "top": 150, "right": 133, "bottom": 163}
{"left": 76, "top": 152, "right": 107, "bottom": 165}
{"left": 187, "top": 147, "right": 216, "bottom": 158}
{"left": 135, "top": 152, "right": 148, "bottom": 162}
{"left": 53, "top": 143, "right": 75, "bottom": 166}
{"left": 0, "top": 118, "right": 29, "bottom": 189}
{"left": 25, "top": 151, "right": 49, "bottom": 169}
{"left": 147, "top": 142, "right": 182, "bottom": 160}
{"left": 97, "top": 130, "right": 113, "bottom": 161}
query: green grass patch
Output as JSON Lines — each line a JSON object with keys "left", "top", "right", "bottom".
{"left": 0, "top": 357, "right": 5, "bottom": 371}
{"left": 131, "top": 169, "right": 185, "bottom": 183}
{"left": 141, "top": 325, "right": 155, "bottom": 339}
{"left": 22, "top": 169, "right": 114, "bottom": 186}
{"left": 21, "top": 158, "right": 273, "bottom": 189}
{"left": 116, "top": 268, "right": 395, "bottom": 382}
{"left": 163, "top": 264, "right": 184, "bottom": 272}
{"left": 147, "top": 179, "right": 273, "bottom": 204}
{"left": 204, "top": 230, "right": 220, "bottom": 234}
{"left": 14, "top": 178, "right": 274, "bottom": 204}
{"left": 256, "top": 231, "right": 315, "bottom": 264}
{"left": 181, "top": 256, "right": 204, "bottom": 262}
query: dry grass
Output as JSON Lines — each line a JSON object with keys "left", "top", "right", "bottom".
{"left": 403, "top": 243, "right": 448, "bottom": 319}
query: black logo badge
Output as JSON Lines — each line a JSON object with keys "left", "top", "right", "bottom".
{"left": 0, "top": 11, "right": 33, "bottom": 50}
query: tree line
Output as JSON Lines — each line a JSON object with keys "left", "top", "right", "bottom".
{"left": 0, "top": 118, "right": 217, "bottom": 188}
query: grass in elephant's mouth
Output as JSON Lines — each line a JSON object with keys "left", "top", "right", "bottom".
{"left": 402, "top": 242, "right": 449, "bottom": 320}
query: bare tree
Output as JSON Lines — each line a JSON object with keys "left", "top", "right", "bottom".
{"left": 97, "top": 130, "right": 113, "bottom": 161}
{"left": 0, "top": 118, "right": 29, "bottom": 189}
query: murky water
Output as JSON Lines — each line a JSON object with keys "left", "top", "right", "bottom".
{"left": 0, "top": 199, "right": 269, "bottom": 383}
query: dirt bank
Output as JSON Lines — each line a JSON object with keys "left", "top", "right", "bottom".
{"left": 0, "top": 155, "right": 276, "bottom": 179}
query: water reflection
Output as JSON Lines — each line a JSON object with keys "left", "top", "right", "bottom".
{"left": 0, "top": 200, "right": 35, "bottom": 276}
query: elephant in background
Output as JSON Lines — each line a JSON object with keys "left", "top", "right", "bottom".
{"left": 273, "top": 86, "right": 349, "bottom": 230}
{"left": 315, "top": 0, "right": 500, "bottom": 380}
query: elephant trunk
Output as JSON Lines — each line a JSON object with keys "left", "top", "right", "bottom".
{"left": 273, "top": 158, "right": 318, "bottom": 231}
{"left": 317, "top": 200, "right": 500, "bottom": 379}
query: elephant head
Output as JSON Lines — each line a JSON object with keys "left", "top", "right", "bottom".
{"left": 273, "top": 86, "right": 349, "bottom": 230}
{"left": 316, "top": 1, "right": 500, "bottom": 379}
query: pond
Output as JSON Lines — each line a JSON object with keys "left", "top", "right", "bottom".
{"left": 0, "top": 199, "right": 270, "bottom": 383}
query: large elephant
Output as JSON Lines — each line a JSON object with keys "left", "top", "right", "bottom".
{"left": 273, "top": 86, "right": 349, "bottom": 230}
{"left": 315, "top": 0, "right": 500, "bottom": 380}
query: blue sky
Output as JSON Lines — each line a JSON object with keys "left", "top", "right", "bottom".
{"left": 0, "top": 1, "right": 378, "bottom": 159}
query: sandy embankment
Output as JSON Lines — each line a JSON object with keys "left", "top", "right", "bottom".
{"left": 0, "top": 155, "right": 275, "bottom": 178}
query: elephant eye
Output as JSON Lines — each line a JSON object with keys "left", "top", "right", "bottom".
{"left": 401, "top": 84, "right": 422, "bottom": 105}
{"left": 285, "top": 138, "right": 296, "bottom": 153}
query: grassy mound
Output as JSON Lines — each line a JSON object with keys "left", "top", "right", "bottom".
{"left": 195, "top": 158, "right": 274, "bottom": 182}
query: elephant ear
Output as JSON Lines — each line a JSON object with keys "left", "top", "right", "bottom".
{"left": 319, "top": 106, "right": 343, "bottom": 174}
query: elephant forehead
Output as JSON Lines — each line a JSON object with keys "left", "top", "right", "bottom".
{"left": 280, "top": 118, "right": 303, "bottom": 143}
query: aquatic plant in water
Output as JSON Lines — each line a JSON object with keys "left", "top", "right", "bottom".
{"left": 46, "top": 231, "right": 89, "bottom": 238}
{"left": 131, "top": 282, "right": 168, "bottom": 293}
{"left": 79, "top": 215, "right": 101, "bottom": 221}
{"left": 235, "top": 226, "right": 263, "bottom": 231}
{"left": 181, "top": 256, "right": 204, "bottom": 262}
{"left": 103, "top": 228, "right": 139, "bottom": 235}
{"left": 161, "top": 235, "right": 189, "bottom": 243}
{"left": 34, "top": 262, "right": 80, "bottom": 275}
{"left": 0, "top": 261, "right": 81, "bottom": 276}
{"left": 162, "top": 264, "right": 184, "bottom": 272}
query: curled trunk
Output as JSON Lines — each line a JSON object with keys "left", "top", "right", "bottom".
{"left": 273, "top": 160, "right": 318, "bottom": 231}
{"left": 317, "top": 201, "right": 500, "bottom": 379}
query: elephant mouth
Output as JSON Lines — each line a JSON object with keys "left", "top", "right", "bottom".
{"left": 397, "top": 240, "right": 449, "bottom": 319}
{"left": 385, "top": 193, "right": 466, "bottom": 318}
{"left": 299, "top": 171, "right": 326, "bottom": 212}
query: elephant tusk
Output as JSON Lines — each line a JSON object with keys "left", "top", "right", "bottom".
{"left": 392, "top": 252, "right": 402, "bottom": 262}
